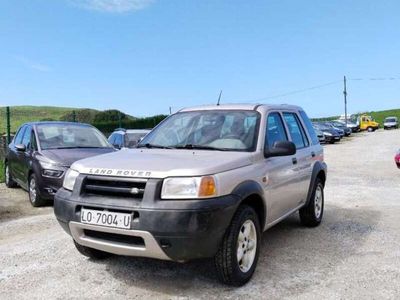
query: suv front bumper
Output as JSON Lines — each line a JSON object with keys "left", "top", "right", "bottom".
{"left": 54, "top": 186, "right": 240, "bottom": 262}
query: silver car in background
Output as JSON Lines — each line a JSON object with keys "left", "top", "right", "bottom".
{"left": 384, "top": 117, "right": 398, "bottom": 130}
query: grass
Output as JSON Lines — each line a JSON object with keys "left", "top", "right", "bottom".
{"left": 0, "top": 106, "right": 100, "bottom": 133}
{"left": 0, "top": 160, "right": 4, "bottom": 183}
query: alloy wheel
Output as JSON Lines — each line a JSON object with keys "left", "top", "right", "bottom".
{"left": 314, "top": 185, "right": 323, "bottom": 219}
{"left": 237, "top": 220, "right": 257, "bottom": 273}
{"left": 29, "top": 177, "right": 37, "bottom": 203}
{"left": 5, "top": 165, "right": 10, "bottom": 185}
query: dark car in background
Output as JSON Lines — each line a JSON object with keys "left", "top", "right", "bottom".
{"left": 313, "top": 122, "right": 341, "bottom": 144}
{"left": 322, "top": 122, "right": 345, "bottom": 137}
{"left": 4, "top": 122, "right": 114, "bottom": 206}
{"left": 108, "top": 128, "right": 151, "bottom": 149}
{"left": 314, "top": 127, "right": 326, "bottom": 143}
{"left": 329, "top": 121, "right": 352, "bottom": 136}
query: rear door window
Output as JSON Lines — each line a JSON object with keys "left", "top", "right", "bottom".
{"left": 283, "top": 112, "right": 310, "bottom": 149}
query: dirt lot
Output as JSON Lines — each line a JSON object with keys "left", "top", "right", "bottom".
{"left": 1, "top": 129, "right": 399, "bottom": 299}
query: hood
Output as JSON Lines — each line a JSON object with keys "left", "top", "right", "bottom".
{"left": 71, "top": 149, "right": 255, "bottom": 179}
{"left": 322, "top": 129, "right": 340, "bottom": 136}
{"left": 40, "top": 148, "right": 115, "bottom": 167}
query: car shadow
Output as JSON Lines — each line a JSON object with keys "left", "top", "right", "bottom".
{"left": 97, "top": 205, "right": 379, "bottom": 297}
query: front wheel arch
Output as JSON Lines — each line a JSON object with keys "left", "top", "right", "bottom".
{"left": 231, "top": 180, "right": 266, "bottom": 230}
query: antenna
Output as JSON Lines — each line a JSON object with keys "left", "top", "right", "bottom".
{"left": 217, "top": 90, "right": 223, "bottom": 106}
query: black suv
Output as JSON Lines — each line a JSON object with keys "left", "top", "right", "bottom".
{"left": 5, "top": 122, "right": 114, "bottom": 206}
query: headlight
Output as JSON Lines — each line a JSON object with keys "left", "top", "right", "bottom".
{"left": 324, "top": 132, "right": 332, "bottom": 136}
{"left": 161, "top": 176, "right": 217, "bottom": 199}
{"left": 63, "top": 169, "right": 80, "bottom": 191}
{"left": 43, "top": 169, "right": 64, "bottom": 177}
{"left": 39, "top": 161, "right": 65, "bottom": 177}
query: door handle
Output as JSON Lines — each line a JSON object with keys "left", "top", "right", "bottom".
{"left": 311, "top": 152, "right": 316, "bottom": 158}
{"left": 292, "top": 157, "right": 298, "bottom": 165}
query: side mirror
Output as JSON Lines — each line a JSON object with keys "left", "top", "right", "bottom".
{"left": 15, "top": 144, "right": 26, "bottom": 152}
{"left": 264, "top": 141, "right": 296, "bottom": 158}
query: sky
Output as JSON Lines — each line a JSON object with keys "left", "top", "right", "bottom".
{"left": 0, "top": 0, "right": 399, "bottom": 118}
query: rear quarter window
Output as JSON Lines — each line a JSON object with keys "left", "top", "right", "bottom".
{"left": 299, "top": 111, "right": 319, "bottom": 145}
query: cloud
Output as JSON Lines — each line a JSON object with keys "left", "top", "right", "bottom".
{"left": 69, "top": 0, "right": 154, "bottom": 13}
{"left": 15, "top": 56, "right": 52, "bottom": 72}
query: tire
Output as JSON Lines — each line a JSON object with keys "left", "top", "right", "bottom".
{"left": 28, "top": 173, "right": 47, "bottom": 207}
{"left": 73, "top": 240, "right": 112, "bottom": 260}
{"left": 367, "top": 127, "right": 373, "bottom": 132}
{"left": 215, "top": 205, "right": 261, "bottom": 286}
{"left": 5, "top": 162, "right": 18, "bottom": 188}
{"left": 299, "top": 178, "right": 324, "bottom": 227}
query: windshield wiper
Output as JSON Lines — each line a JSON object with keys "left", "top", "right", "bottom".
{"left": 137, "top": 143, "right": 174, "bottom": 149}
{"left": 173, "top": 144, "right": 229, "bottom": 151}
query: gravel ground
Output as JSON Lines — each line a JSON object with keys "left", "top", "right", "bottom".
{"left": 1, "top": 129, "right": 399, "bottom": 299}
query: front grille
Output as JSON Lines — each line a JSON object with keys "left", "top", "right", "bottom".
{"left": 82, "top": 177, "right": 146, "bottom": 199}
{"left": 83, "top": 229, "right": 145, "bottom": 246}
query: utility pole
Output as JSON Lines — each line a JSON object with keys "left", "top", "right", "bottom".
{"left": 343, "top": 76, "right": 348, "bottom": 125}
{"left": 169, "top": 107, "right": 172, "bottom": 115}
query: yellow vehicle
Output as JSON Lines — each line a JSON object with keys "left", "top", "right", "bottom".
{"left": 357, "top": 114, "right": 379, "bottom": 132}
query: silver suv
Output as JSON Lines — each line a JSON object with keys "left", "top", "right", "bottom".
{"left": 54, "top": 104, "right": 327, "bottom": 286}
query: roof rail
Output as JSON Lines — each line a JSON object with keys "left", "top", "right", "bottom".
{"left": 114, "top": 128, "right": 126, "bottom": 132}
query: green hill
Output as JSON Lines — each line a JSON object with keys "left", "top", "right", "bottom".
{"left": 312, "top": 108, "right": 400, "bottom": 127}
{"left": 0, "top": 106, "right": 135, "bottom": 133}
{"left": 368, "top": 109, "right": 400, "bottom": 126}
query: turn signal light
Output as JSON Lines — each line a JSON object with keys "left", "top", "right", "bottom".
{"left": 198, "top": 176, "right": 216, "bottom": 197}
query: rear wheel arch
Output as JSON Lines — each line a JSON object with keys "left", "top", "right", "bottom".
{"left": 305, "top": 162, "right": 327, "bottom": 205}
{"left": 316, "top": 170, "right": 326, "bottom": 187}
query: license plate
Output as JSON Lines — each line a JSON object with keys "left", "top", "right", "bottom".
{"left": 81, "top": 208, "right": 132, "bottom": 229}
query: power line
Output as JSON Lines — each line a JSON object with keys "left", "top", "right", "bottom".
{"left": 249, "top": 80, "right": 342, "bottom": 102}
{"left": 349, "top": 77, "right": 400, "bottom": 81}
{"left": 240, "top": 76, "right": 400, "bottom": 103}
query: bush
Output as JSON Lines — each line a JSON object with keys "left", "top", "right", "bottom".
{"left": 93, "top": 110, "right": 133, "bottom": 123}
{"left": 60, "top": 109, "right": 98, "bottom": 123}
{"left": 93, "top": 114, "right": 168, "bottom": 135}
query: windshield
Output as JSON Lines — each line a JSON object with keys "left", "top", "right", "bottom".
{"left": 385, "top": 118, "right": 396, "bottom": 122}
{"left": 37, "top": 124, "right": 111, "bottom": 150}
{"left": 139, "top": 110, "right": 261, "bottom": 151}
{"left": 313, "top": 123, "right": 331, "bottom": 130}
